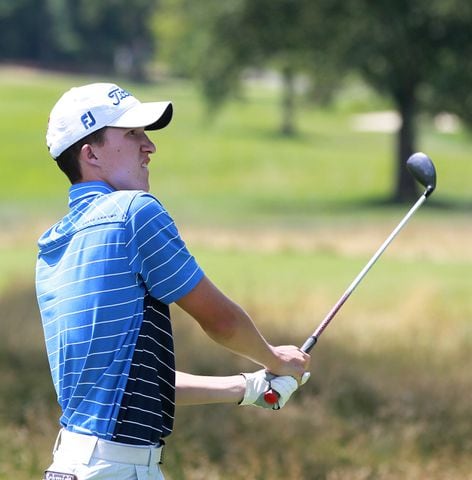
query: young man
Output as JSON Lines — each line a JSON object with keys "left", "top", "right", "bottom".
{"left": 36, "top": 83, "right": 310, "bottom": 480}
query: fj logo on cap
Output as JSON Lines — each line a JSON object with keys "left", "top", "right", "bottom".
{"left": 81, "top": 111, "right": 96, "bottom": 130}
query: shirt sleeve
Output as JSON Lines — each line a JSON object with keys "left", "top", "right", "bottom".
{"left": 125, "top": 193, "right": 204, "bottom": 304}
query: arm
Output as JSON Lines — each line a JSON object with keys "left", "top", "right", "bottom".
{"left": 176, "top": 370, "right": 307, "bottom": 408}
{"left": 175, "top": 371, "right": 245, "bottom": 406}
{"left": 176, "top": 276, "right": 310, "bottom": 379}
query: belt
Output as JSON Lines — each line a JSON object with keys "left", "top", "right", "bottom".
{"left": 54, "top": 429, "right": 164, "bottom": 466}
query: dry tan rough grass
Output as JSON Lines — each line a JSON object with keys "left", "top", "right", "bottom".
{"left": 180, "top": 220, "right": 472, "bottom": 262}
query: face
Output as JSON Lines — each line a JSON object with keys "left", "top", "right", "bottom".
{"left": 90, "top": 127, "right": 156, "bottom": 191}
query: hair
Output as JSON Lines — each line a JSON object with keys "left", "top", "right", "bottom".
{"left": 55, "top": 128, "right": 107, "bottom": 184}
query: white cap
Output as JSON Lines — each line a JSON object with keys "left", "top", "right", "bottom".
{"left": 46, "top": 82, "right": 173, "bottom": 159}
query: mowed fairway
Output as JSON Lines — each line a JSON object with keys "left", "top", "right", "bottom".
{"left": 0, "top": 66, "right": 471, "bottom": 479}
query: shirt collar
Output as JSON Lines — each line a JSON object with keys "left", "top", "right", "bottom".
{"left": 69, "top": 181, "right": 115, "bottom": 208}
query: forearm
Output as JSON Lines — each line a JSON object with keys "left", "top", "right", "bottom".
{"left": 176, "top": 276, "right": 278, "bottom": 369}
{"left": 175, "top": 371, "right": 245, "bottom": 406}
{"left": 176, "top": 276, "right": 310, "bottom": 378}
{"left": 200, "top": 303, "right": 278, "bottom": 370}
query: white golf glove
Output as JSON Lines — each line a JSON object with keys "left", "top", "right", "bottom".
{"left": 239, "top": 370, "right": 310, "bottom": 410}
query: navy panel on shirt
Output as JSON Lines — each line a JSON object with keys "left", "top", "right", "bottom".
{"left": 113, "top": 293, "right": 175, "bottom": 445}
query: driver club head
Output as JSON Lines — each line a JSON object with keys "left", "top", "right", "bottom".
{"left": 406, "top": 152, "right": 437, "bottom": 196}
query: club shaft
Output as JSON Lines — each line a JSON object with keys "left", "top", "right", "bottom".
{"left": 265, "top": 188, "right": 432, "bottom": 404}
{"left": 301, "top": 191, "right": 428, "bottom": 353}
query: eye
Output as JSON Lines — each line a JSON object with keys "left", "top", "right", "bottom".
{"left": 128, "top": 129, "right": 136, "bottom": 136}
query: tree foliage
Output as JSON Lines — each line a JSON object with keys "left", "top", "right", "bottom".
{"left": 156, "top": 0, "right": 472, "bottom": 201}
{"left": 0, "top": 0, "right": 158, "bottom": 80}
{"left": 318, "top": 0, "right": 472, "bottom": 200}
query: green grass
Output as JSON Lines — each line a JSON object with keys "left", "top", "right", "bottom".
{"left": 1, "top": 66, "right": 471, "bottom": 479}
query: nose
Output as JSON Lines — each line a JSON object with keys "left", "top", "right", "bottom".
{"left": 142, "top": 132, "right": 156, "bottom": 154}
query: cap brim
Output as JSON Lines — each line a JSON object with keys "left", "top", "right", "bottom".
{"left": 108, "top": 101, "right": 173, "bottom": 130}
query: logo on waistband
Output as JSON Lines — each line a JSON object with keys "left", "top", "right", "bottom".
{"left": 43, "top": 471, "right": 78, "bottom": 480}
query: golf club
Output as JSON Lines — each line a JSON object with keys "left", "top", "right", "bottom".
{"left": 264, "top": 152, "right": 437, "bottom": 404}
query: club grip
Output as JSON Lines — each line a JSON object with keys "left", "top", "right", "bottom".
{"left": 301, "top": 335, "right": 317, "bottom": 353}
{"left": 263, "top": 336, "right": 317, "bottom": 405}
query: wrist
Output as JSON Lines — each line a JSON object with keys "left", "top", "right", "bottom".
{"left": 222, "top": 374, "right": 246, "bottom": 404}
{"left": 238, "top": 373, "right": 247, "bottom": 404}
{"left": 262, "top": 344, "right": 282, "bottom": 373}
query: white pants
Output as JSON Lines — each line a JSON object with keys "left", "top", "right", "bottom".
{"left": 45, "top": 429, "right": 165, "bottom": 480}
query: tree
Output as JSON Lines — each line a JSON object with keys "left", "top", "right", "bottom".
{"left": 155, "top": 0, "right": 472, "bottom": 202}
{"left": 305, "top": 0, "right": 472, "bottom": 201}
{"left": 0, "top": 0, "right": 159, "bottom": 80}
{"left": 155, "top": 0, "right": 320, "bottom": 135}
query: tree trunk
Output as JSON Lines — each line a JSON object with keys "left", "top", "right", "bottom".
{"left": 393, "top": 92, "right": 419, "bottom": 202}
{"left": 280, "top": 65, "right": 296, "bottom": 136}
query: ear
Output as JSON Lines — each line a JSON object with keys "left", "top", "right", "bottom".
{"left": 79, "top": 143, "right": 100, "bottom": 168}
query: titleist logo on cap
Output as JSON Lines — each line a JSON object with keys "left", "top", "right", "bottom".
{"left": 108, "top": 87, "right": 132, "bottom": 105}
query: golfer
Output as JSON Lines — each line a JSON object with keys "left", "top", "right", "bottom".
{"left": 36, "top": 83, "right": 310, "bottom": 480}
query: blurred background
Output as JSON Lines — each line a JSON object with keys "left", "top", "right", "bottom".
{"left": 1, "top": 1, "right": 471, "bottom": 478}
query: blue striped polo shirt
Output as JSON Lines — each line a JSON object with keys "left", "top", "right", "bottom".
{"left": 35, "top": 181, "right": 204, "bottom": 445}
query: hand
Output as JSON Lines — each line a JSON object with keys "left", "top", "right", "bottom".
{"left": 239, "top": 370, "right": 306, "bottom": 410}
{"left": 264, "top": 371, "right": 311, "bottom": 406}
{"left": 267, "top": 345, "right": 311, "bottom": 381}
